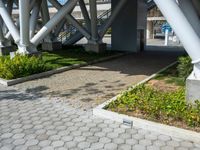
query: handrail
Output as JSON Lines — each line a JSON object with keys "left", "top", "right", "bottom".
{"left": 57, "top": 8, "right": 111, "bottom": 43}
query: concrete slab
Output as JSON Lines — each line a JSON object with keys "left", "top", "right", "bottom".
{"left": 186, "top": 72, "right": 200, "bottom": 104}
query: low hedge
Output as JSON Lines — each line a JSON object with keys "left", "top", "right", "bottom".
{"left": 177, "top": 56, "right": 193, "bottom": 80}
{"left": 0, "top": 55, "right": 50, "bottom": 80}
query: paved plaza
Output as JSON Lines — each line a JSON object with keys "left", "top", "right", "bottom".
{"left": 1, "top": 52, "right": 200, "bottom": 150}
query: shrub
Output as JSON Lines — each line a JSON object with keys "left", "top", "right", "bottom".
{"left": 106, "top": 84, "right": 200, "bottom": 128}
{"left": 177, "top": 56, "right": 193, "bottom": 80}
{"left": 0, "top": 54, "right": 50, "bottom": 80}
{"left": 106, "top": 28, "right": 112, "bottom": 34}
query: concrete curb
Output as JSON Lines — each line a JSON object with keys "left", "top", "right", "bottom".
{"left": 93, "top": 61, "right": 200, "bottom": 143}
{"left": 0, "top": 53, "right": 125, "bottom": 86}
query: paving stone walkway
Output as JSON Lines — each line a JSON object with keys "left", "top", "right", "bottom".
{"left": 12, "top": 51, "right": 183, "bottom": 109}
{"left": 1, "top": 51, "right": 199, "bottom": 150}
{"left": 1, "top": 94, "right": 200, "bottom": 150}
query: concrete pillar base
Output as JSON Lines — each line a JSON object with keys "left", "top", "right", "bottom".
{"left": 42, "top": 42, "right": 62, "bottom": 51}
{"left": 186, "top": 72, "right": 200, "bottom": 104}
{"left": 0, "top": 46, "right": 16, "bottom": 56}
{"left": 84, "top": 43, "right": 107, "bottom": 53}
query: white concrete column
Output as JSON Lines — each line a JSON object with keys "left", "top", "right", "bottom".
{"left": 164, "top": 29, "right": 169, "bottom": 46}
{"left": 18, "top": 0, "right": 31, "bottom": 53}
{"left": 154, "top": 0, "right": 200, "bottom": 79}
{"left": 147, "top": 21, "right": 153, "bottom": 39}
{"left": 99, "top": 0, "right": 128, "bottom": 38}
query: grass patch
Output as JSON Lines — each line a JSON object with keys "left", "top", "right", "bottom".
{"left": 42, "top": 47, "right": 117, "bottom": 69}
{"left": 106, "top": 56, "right": 200, "bottom": 132}
{"left": 0, "top": 47, "right": 119, "bottom": 80}
{"left": 154, "top": 64, "right": 185, "bottom": 87}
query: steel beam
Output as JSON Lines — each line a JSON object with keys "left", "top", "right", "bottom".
{"left": 154, "top": 0, "right": 200, "bottom": 79}
{"left": 0, "top": 0, "right": 20, "bottom": 43}
{"left": 31, "top": 0, "right": 78, "bottom": 46}
{"left": 179, "top": 0, "right": 200, "bottom": 38}
{"left": 89, "top": 0, "right": 98, "bottom": 42}
{"left": 48, "top": 0, "right": 91, "bottom": 40}
{"left": 79, "top": 0, "right": 91, "bottom": 30}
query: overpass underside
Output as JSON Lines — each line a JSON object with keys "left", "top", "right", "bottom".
{"left": 1, "top": 0, "right": 200, "bottom": 101}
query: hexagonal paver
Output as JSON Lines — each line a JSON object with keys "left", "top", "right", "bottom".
{"left": 13, "top": 139, "right": 26, "bottom": 146}
{"left": 78, "top": 141, "right": 91, "bottom": 149}
{"left": 0, "top": 90, "right": 199, "bottom": 150}
{"left": 104, "top": 143, "right": 118, "bottom": 150}
{"left": 38, "top": 140, "right": 52, "bottom": 147}
{"left": 99, "top": 137, "right": 112, "bottom": 144}
{"left": 25, "top": 139, "right": 39, "bottom": 147}
{"left": 51, "top": 140, "right": 64, "bottom": 148}
{"left": 180, "top": 141, "right": 194, "bottom": 148}
{"left": 133, "top": 144, "right": 146, "bottom": 150}
{"left": 139, "top": 139, "right": 152, "bottom": 146}
{"left": 90, "top": 142, "right": 104, "bottom": 150}
{"left": 158, "top": 135, "right": 171, "bottom": 142}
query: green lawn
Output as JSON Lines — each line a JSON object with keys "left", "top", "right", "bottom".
{"left": 42, "top": 47, "right": 118, "bottom": 69}
{"left": 154, "top": 64, "right": 186, "bottom": 87}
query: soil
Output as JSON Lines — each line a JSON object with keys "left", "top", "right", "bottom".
{"left": 108, "top": 78, "right": 200, "bottom": 133}
{"left": 147, "top": 79, "right": 180, "bottom": 92}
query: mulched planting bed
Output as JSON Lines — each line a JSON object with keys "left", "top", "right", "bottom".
{"left": 105, "top": 57, "right": 200, "bottom": 132}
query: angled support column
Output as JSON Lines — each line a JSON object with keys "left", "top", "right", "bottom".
{"left": 0, "top": 0, "right": 20, "bottom": 43}
{"left": 0, "top": 16, "right": 14, "bottom": 55}
{"left": 31, "top": 0, "right": 78, "bottom": 46}
{"left": 49, "top": 0, "right": 91, "bottom": 40}
{"left": 154, "top": 0, "right": 200, "bottom": 103}
{"left": 179, "top": 0, "right": 200, "bottom": 38}
{"left": 40, "top": 0, "right": 62, "bottom": 51}
{"left": 7, "top": 0, "right": 13, "bottom": 15}
{"left": 79, "top": 0, "right": 91, "bottom": 30}
{"left": 0, "top": 24, "right": 4, "bottom": 43}
{"left": 2, "top": 0, "right": 14, "bottom": 35}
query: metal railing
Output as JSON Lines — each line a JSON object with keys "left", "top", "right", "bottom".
{"left": 57, "top": 8, "right": 111, "bottom": 43}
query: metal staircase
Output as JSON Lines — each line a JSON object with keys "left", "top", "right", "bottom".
{"left": 57, "top": 8, "right": 111, "bottom": 45}
{"left": 147, "top": 0, "right": 156, "bottom": 10}
{"left": 58, "top": 1, "right": 155, "bottom": 45}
